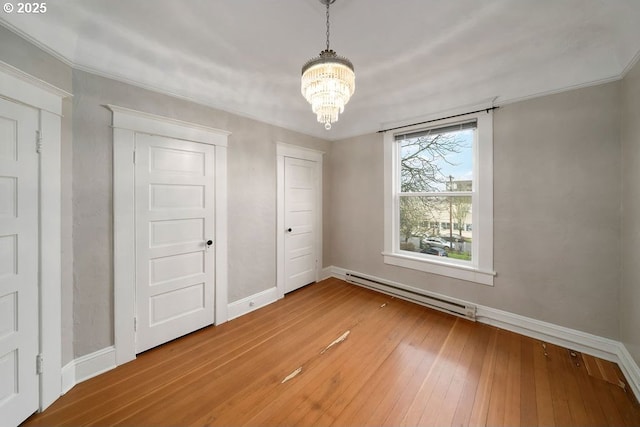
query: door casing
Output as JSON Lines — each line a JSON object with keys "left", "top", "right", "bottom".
{"left": 0, "top": 63, "right": 68, "bottom": 413}
{"left": 276, "top": 143, "right": 323, "bottom": 299}
{"left": 110, "top": 105, "right": 230, "bottom": 366}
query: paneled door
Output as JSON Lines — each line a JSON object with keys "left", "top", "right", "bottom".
{"left": 135, "top": 133, "right": 215, "bottom": 353}
{"left": 283, "top": 157, "right": 318, "bottom": 293}
{"left": 0, "top": 99, "right": 39, "bottom": 426}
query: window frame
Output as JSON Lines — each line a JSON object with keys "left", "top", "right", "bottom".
{"left": 383, "top": 110, "right": 495, "bottom": 286}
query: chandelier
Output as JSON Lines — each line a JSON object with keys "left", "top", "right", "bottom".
{"left": 301, "top": 0, "right": 355, "bottom": 130}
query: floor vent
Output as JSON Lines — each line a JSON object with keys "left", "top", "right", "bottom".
{"left": 345, "top": 272, "right": 476, "bottom": 320}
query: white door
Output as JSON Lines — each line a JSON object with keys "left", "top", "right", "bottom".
{"left": 284, "top": 157, "right": 317, "bottom": 293}
{"left": 135, "top": 133, "right": 215, "bottom": 353}
{"left": 0, "top": 99, "right": 39, "bottom": 426}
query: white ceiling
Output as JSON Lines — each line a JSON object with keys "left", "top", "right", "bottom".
{"left": 2, "top": 0, "right": 640, "bottom": 140}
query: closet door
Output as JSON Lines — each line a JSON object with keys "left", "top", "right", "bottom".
{"left": 0, "top": 98, "right": 39, "bottom": 427}
{"left": 134, "top": 133, "right": 216, "bottom": 353}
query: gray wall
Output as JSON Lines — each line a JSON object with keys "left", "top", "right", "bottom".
{"left": 71, "top": 69, "right": 330, "bottom": 356}
{"left": 326, "top": 82, "right": 622, "bottom": 339}
{"left": 621, "top": 59, "right": 640, "bottom": 365}
{"left": 2, "top": 24, "right": 637, "bottom": 365}
{"left": 0, "top": 25, "right": 72, "bottom": 94}
{"left": 0, "top": 25, "right": 75, "bottom": 365}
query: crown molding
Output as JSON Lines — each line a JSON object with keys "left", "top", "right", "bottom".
{"left": 0, "top": 60, "right": 72, "bottom": 99}
{"left": 0, "top": 20, "right": 74, "bottom": 67}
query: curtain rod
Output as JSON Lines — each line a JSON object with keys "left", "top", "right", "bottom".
{"left": 377, "top": 106, "right": 500, "bottom": 134}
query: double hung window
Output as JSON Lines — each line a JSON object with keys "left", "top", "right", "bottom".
{"left": 383, "top": 111, "right": 495, "bottom": 285}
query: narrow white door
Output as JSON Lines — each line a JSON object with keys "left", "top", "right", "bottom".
{"left": 284, "top": 157, "right": 317, "bottom": 293}
{"left": 0, "top": 99, "right": 39, "bottom": 426}
{"left": 135, "top": 134, "right": 215, "bottom": 353}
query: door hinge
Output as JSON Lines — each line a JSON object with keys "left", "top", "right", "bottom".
{"left": 36, "top": 354, "right": 43, "bottom": 375}
{"left": 133, "top": 150, "right": 136, "bottom": 164}
{"left": 35, "top": 130, "right": 43, "bottom": 154}
{"left": 134, "top": 317, "right": 137, "bottom": 332}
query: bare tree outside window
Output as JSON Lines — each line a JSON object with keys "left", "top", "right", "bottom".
{"left": 398, "top": 124, "right": 474, "bottom": 260}
{"left": 400, "top": 133, "right": 466, "bottom": 192}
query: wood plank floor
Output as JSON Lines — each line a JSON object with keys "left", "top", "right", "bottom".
{"left": 23, "top": 278, "right": 640, "bottom": 426}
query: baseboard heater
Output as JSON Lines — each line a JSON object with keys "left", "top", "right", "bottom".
{"left": 345, "top": 272, "right": 477, "bottom": 320}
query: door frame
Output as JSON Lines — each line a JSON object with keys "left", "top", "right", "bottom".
{"left": 276, "top": 143, "right": 323, "bottom": 300}
{"left": 0, "top": 62, "right": 69, "bottom": 411}
{"left": 110, "top": 105, "right": 230, "bottom": 365}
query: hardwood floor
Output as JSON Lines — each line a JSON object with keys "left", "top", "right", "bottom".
{"left": 23, "top": 278, "right": 640, "bottom": 426}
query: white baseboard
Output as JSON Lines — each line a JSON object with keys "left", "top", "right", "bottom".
{"left": 617, "top": 344, "right": 640, "bottom": 402}
{"left": 476, "top": 305, "right": 620, "bottom": 362}
{"left": 324, "top": 265, "right": 640, "bottom": 401}
{"left": 227, "top": 287, "right": 279, "bottom": 321}
{"left": 60, "top": 360, "right": 75, "bottom": 394}
{"left": 328, "top": 266, "right": 347, "bottom": 280}
{"left": 58, "top": 346, "right": 117, "bottom": 396}
{"left": 74, "top": 346, "right": 116, "bottom": 384}
{"left": 320, "top": 266, "right": 335, "bottom": 281}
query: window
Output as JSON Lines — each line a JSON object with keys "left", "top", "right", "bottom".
{"left": 383, "top": 110, "right": 495, "bottom": 285}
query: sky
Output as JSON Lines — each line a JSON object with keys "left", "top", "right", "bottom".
{"left": 438, "top": 129, "right": 474, "bottom": 185}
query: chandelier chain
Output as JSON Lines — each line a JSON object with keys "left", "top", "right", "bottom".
{"left": 326, "top": 1, "right": 330, "bottom": 50}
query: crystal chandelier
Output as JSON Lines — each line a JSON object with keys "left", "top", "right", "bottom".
{"left": 301, "top": 0, "right": 355, "bottom": 130}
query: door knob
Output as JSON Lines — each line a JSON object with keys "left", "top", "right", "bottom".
{"left": 287, "top": 228, "right": 292, "bottom": 232}
{"left": 206, "top": 240, "right": 213, "bottom": 246}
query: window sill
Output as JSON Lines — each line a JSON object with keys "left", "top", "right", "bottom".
{"left": 382, "top": 252, "right": 495, "bottom": 286}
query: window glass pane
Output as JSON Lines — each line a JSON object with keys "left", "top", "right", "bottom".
{"left": 399, "top": 196, "right": 472, "bottom": 261}
{"left": 399, "top": 127, "right": 474, "bottom": 192}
